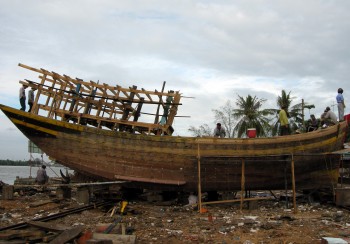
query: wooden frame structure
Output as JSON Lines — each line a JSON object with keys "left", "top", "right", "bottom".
{"left": 19, "top": 63, "right": 182, "bottom": 135}
{"left": 196, "top": 150, "right": 342, "bottom": 214}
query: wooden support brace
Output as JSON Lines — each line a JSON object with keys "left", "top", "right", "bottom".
{"left": 291, "top": 154, "right": 297, "bottom": 214}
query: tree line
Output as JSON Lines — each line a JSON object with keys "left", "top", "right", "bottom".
{"left": 0, "top": 160, "right": 31, "bottom": 166}
{"left": 188, "top": 90, "right": 316, "bottom": 138}
{"left": 0, "top": 158, "right": 44, "bottom": 166}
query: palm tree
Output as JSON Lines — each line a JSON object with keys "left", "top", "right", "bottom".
{"left": 273, "top": 90, "right": 314, "bottom": 135}
{"left": 232, "top": 94, "right": 275, "bottom": 138}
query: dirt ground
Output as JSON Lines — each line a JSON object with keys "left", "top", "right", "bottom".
{"left": 1, "top": 188, "right": 350, "bottom": 243}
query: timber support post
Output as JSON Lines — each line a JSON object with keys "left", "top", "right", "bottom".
{"left": 197, "top": 142, "right": 202, "bottom": 213}
{"left": 2, "top": 185, "right": 14, "bottom": 200}
{"left": 291, "top": 154, "right": 297, "bottom": 214}
{"left": 76, "top": 186, "right": 90, "bottom": 205}
{"left": 240, "top": 158, "right": 245, "bottom": 211}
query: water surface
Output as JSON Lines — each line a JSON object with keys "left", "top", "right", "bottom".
{"left": 0, "top": 165, "right": 73, "bottom": 184}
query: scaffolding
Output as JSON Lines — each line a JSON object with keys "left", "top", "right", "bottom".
{"left": 196, "top": 143, "right": 343, "bottom": 214}
{"left": 19, "top": 63, "right": 182, "bottom": 135}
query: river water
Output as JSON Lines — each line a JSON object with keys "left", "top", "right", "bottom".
{"left": 0, "top": 165, "right": 73, "bottom": 184}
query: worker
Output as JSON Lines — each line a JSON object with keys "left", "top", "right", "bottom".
{"left": 36, "top": 165, "right": 49, "bottom": 185}
{"left": 28, "top": 87, "right": 37, "bottom": 112}
{"left": 19, "top": 84, "right": 28, "bottom": 111}
{"left": 214, "top": 123, "right": 226, "bottom": 138}
{"left": 279, "top": 105, "right": 290, "bottom": 136}
{"left": 321, "top": 107, "right": 337, "bottom": 127}
{"left": 336, "top": 88, "right": 346, "bottom": 121}
{"left": 307, "top": 114, "right": 319, "bottom": 132}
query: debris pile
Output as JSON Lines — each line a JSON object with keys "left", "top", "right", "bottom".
{"left": 2, "top": 188, "right": 350, "bottom": 243}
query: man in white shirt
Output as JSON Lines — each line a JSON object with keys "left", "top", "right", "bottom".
{"left": 19, "top": 84, "right": 28, "bottom": 111}
{"left": 28, "top": 87, "right": 36, "bottom": 112}
{"left": 214, "top": 123, "right": 226, "bottom": 138}
{"left": 322, "top": 107, "right": 337, "bottom": 126}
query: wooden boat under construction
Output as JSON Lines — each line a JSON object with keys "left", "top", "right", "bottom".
{"left": 0, "top": 64, "right": 348, "bottom": 192}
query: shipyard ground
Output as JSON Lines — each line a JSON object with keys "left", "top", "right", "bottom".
{"left": 1, "top": 187, "right": 350, "bottom": 243}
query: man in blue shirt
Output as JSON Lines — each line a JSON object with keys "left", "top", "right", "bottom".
{"left": 336, "top": 88, "right": 345, "bottom": 121}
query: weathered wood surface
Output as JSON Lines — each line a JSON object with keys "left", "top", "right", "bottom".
{"left": 0, "top": 103, "right": 347, "bottom": 191}
{"left": 0, "top": 230, "right": 44, "bottom": 240}
{"left": 27, "top": 221, "right": 69, "bottom": 232}
{"left": 49, "top": 225, "right": 84, "bottom": 244}
{"left": 92, "top": 233, "right": 136, "bottom": 244}
{"left": 29, "top": 199, "right": 55, "bottom": 208}
{"left": 2, "top": 185, "right": 14, "bottom": 200}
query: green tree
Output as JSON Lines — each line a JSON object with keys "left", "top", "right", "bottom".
{"left": 232, "top": 95, "right": 275, "bottom": 138}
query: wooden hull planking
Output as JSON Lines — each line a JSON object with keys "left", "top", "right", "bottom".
{"left": 1, "top": 104, "right": 346, "bottom": 192}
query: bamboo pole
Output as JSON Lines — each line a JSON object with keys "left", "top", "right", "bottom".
{"left": 197, "top": 142, "right": 202, "bottom": 213}
{"left": 240, "top": 158, "right": 245, "bottom": 211}
{"left": 291, "top": 154, "right": 297, "bottom": 214}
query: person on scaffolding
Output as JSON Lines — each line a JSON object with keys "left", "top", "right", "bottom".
{"left": 159, "top": 90, "right": 174, "bottom": 125}
{"left": 36, "top": 165, "right": 49, "bottom": 185}
{"left": 19, "top": 84, "right": 28, "bottom": 111}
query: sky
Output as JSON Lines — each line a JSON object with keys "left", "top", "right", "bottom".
{"left": 0, "top": 0, "right": 349, "bottom": 160}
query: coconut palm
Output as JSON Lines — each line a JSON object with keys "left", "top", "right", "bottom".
{"left": 232, "top": 94, "right": 275, "bottom": 138}
{"left": 273, "top": 90, "right": 314, "bottom": 135}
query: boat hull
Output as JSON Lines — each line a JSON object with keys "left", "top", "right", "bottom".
{"left": 1, "top": 104, "right": 347, "bottom": 192}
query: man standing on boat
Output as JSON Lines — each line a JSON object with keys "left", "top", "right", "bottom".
{"left": 19, "top": 84, "right": 28, "bottom": 111}
{"left": 214, "top": 123, "right": 226, "bottom": 138}
{"left": 336, "top": 88, "right": 345, "bottom": 121}
{"left": 279, "top": 105, "right": 290, "bottom": 136}
{"left": 28, "top": 87, "right": 36, "bottom": 112}
{"left": 36, "top": 165, "right": 49, "bottom": 185}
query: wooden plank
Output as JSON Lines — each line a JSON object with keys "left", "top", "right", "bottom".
{"left": 0, "top": 230, "right": 44, "bottom": 240}
{"left": 93, "top": 233, "right": 136, "bottom": 244}
{"left": 27, "top": 221, "right": 69, "bottom": 232}
{"left": 49, "top": 225, "right": 84, "bottom": 244}
{"left": 29, "top": 199, "right": 55, "bottom": 208}
{"left": 141, "top": 88, "right": 153, "bottom": 101}
{"left": 29, "top": 200, "right": 54, "bottom": 208}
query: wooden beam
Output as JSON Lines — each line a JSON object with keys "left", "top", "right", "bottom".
{"left": 49, "top": 225, "right": 84, "bottom": 244}
{"left": 240, "top": 158, "right": 245, "bottom": 211}
{"left": 197, "top": 142, "right": 202, "bottom": 213}
{"left": 27, "top": 221, "right": 69, "bottom": 232}
{"left": 291, "top": 154, "right": 297, "bottom": 214}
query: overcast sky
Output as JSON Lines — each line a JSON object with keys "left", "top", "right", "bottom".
{"left": 0, "top": 1, "right": 349, "bottom": 160}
